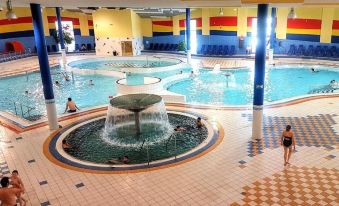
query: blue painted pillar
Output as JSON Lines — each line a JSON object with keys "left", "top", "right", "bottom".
{"left": 270, "top": 7, "right": 276, "bottom": 50}
{"left": 185, "top": 8, "right": 191, "bottom": 64}
{"left": 252, "top": 4, "right": 268, "bottom": 140}
{"left": 30, "top": 3, "right": 59, "bottom": 130}
{"left": 56, "top": 7, "right": 65, "bottom": 50}
{"left": 56, "top": 7, "right": 67, "bottom": 64}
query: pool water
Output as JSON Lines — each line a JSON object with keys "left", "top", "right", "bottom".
{"left": 0, "top": 66, "right": 118, "bottom": 119}
{"left": 167, "top": 66, "right": 339, "bottom": 105}
{"left": 64, "top": 113, "right": 208, "bottom": 164}
{"left": 69, "top": 58, "right": 181, "bottom": 71}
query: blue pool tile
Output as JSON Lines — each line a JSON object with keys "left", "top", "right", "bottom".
{"left": 39, "top": 180, "right": 48, "bottom": 185}
{"left": 16, "top": 137, "right": 23, "bottom": 140}
{"left": 41, "top": 201, "right": 50, "bottom": 206}
{"left": 239, "top": 160, "right": 246, "bottom": 164}
{"left": 75, "top": 182, "right": 85, "bottom": 188}
{"left": 28, "top": 159, "right": 36, "bottom": 163}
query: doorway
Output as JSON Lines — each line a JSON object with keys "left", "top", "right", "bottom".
{"left": 55, "top": 21, "right": 75, "bottom": 52}
{"left": 190, "top": 19, "right": 197, "bottom": 54}
{"left": 121, "top": 41, "right": 133, "bottom": 56}
{"left": 250, "top": 18, "right": 272, "bottom": 53}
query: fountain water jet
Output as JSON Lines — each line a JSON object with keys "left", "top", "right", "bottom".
{"left": 103, "top": 94, "right": 172, "bottom": 147}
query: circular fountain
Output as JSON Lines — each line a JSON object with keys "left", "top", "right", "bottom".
{"left": 44, "top": 94, "right": 221, "bottom": 172}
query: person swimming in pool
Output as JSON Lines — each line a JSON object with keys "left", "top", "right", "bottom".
{"left": 89, "top": 80, "right": 94, "bottom": 85}
{"left": 196, "top": 117, "right": 203, "bottom": 129}
{"left": 62, "top": 72, "right": 70, "bottom": 81}
{"left": 64, "top": 98, "right": 80, "bottom": 113}
{"left": 311, "top": 68, "right": 319, "bottom": 73}
{"left": 174, "top": 126, "right": 186, "bottom": 132}
{"left": 55, "top": 81, "right": 60, "bottom": 86}
{"left": 189, "top": 71, "right": 196, "bottom": 78}
{"left": 62, "top": 140, "right": 72, "bottom": 149}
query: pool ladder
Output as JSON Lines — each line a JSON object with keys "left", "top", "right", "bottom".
{"left": 12, "top": 101, "right": 36, "bottom": 120}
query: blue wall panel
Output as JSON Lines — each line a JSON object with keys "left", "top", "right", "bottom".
{"left": 331, "top": 36, "right": 339, "bottom": 44}
{"left": 286, "top": 34, "right": 320, "bottom": 42}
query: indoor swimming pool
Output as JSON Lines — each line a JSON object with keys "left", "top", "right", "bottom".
{"left": 0, "top": 66, "right": 118, "bottom": 120}
{"left": 0, "top": 63, "right": 338, "bottom": 120}
{"left": 167, "top": 65, "right": 339, "bottom": 105}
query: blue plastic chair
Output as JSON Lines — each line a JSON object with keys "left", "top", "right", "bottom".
{"left": 206, "top": 45, "right": 213, "bottom": 55}
{"left": 197, "top": 45, "right": 203, "bottom": 54}
{"left": 296, "top": 45, "right": 305, "bottom": 56}
{"left": 173, "top": 44, "right": 179, "bottom": 51}
{"left": 230, "top": 45, "right": 236, "bottom": 55}
{"left": 330, "top": 46, "right": 337, "bottom": 57}
{"left": 164, "top": 44, "right": 169, "bottom": 50}
{"left": 158, "top": 43, "right": 164, "bottom": 50}
{"left": 288, "top": 45, "right": 296, "bottom": 55}
{"left": 148, "top": 43, "right": 154, "bottom": 50}
{"left": 305, "top": 45, "right": 314, "bottom": 56}
{"left": 167, "top": 44, "right": 173, "bottom": 51}
{"left": 222, "top": 45, "right": 229, "bottom": 55}
{"left": 218, "top": 45, "right": 223, "bottom": 55}
{"left": 153, "top": 43, "right": 159, "bottom": 50}
{"left": 212, "top": 45, "right": 218, "bottom": 55}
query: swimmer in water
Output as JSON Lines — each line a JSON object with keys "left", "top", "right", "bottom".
{"left": 89, "top": 80, "right": 94, "bottom": 85}
{"left": 55, "top": 81, "right": 60, "bottom": 86}
{"left": 62, "top": 72, "right": 70, "bottom": 81}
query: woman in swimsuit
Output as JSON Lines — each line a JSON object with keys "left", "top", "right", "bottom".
{"left": 281, "top": 125, "right": 296, "bottom": 166}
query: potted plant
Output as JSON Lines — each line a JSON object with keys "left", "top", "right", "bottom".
{"left": 51, "top": 26, "right": 74, "bottom": 51}
{"left": 178, "top": 41, "right": 186, "bottom": 52}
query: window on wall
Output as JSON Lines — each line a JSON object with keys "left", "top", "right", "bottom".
{"left": 190, "top": 19, "right": 197, "bottom": 54}
{"left": 55, "top": 21, "right": 75, "bottom": 52}
{"left": 251, "top": 18, "right": 272, "bottom": 53}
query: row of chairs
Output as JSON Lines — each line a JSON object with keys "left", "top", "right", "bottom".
{"left": 198, "top": 45, "right": 236, "bottom": 56}
{"left": 288, "top": 45, "right": 338, "bottom": 58}
{"left": 0, "top": 49, "right": 33, "bottom": 63}
{"left": 146, "top": 43, "right": 179, "bottom": 51}
{"left": 75, "top": 43, "right": 95, "bottom": 51}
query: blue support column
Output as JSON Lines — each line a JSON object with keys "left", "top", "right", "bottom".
{"left": 56, "top": 7, "right": 67, "bottom": 64}
{"left": 30, "top": 3, "right": 58, "bottom": 130}
{"left": 185, "top": 8, "right": 191, "bottom": 64}
{"left": 270, "top": 7, "right": 276, "bottom": 50}
{"left": 56, "top": 7, "right": 65, "bottom": 50}
{"left": 252, "top": 4, "right": 268, "bottom": 140}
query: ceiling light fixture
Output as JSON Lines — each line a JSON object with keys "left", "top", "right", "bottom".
{"left": 6, "top": 0, "right": 16, "bottom": 19}
{"left": 288, "top": 8, "right": 297, "bottom": 19}
{"left": 219, "top": 8, "right": 224, "bottom": 16}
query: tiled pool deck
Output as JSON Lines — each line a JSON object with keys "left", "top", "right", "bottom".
{"left": 0, "top": 55, "right": 338, "bottom": 205}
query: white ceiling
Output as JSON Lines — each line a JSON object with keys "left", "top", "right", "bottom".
{"left": 9, "top": 0, "right": 339, "bottom": 8}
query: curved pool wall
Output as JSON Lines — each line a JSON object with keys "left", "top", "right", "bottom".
{"left": 165, "top": 66, "right": 339, "bottom": 106}
{"left": 67, "top": 56, "right": 186, "bottom": 77}
{"left": 44, "top": 111, "right": 221, "bottom": 172}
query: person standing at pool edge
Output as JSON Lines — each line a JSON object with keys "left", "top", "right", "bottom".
{"left": 64, "top": 98, "right": 80, "bottom": 113}
{"left": 281, "top": 125, "right": 296, "bottom": 166}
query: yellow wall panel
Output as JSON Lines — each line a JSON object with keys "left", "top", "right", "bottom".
{"left": 237, "top": 8, "right": 248, "bottom": 37}
{"left": 42, "top": 8, "right": 50, "bottom": 36}
{"left": 276, "top": 8, "right": 288, "bottom": 39}
{"left": 141, "top": 18, "right": 152, "bottom": 37}
{"left": 172, "top": 15, "right": 180, "bottom": 36}
{"left": 93, "top": 9, "right": 133, "bottom": 38}
{"left": 131, "top": 10, "right": 142, "bottom": 38}
{"left": 209, "top": 8, "right": 238, "bottom": 17}
{"left": 294, "top": 8, "right": 322, "bottom": 19}
{"left": 79, "top": 14, "right": 89, "bottom": 36}
{"left": 320, "top": 8, "right": 334, "bottom": 43}
{"left": 202, "top": 8, "right": 210, "bottom": 35}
